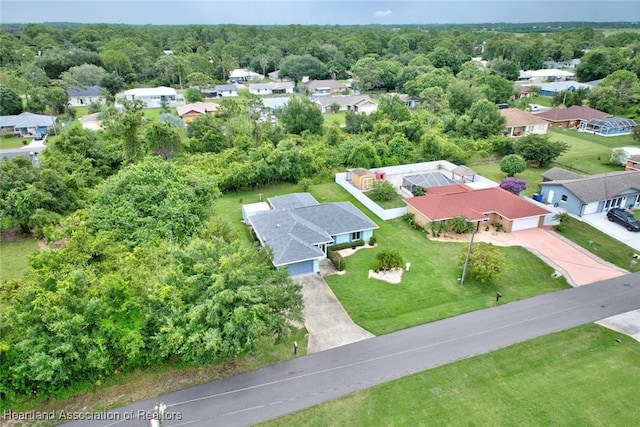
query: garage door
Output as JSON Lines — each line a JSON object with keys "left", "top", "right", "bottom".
{"left": 512, "top": 216, "right": 540, "bottom": 231}
{"left": 287, "top": 260, "right": 315, "bottom": 276}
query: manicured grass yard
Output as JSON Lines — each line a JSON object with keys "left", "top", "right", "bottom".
{"left": 216, "top": 181, "right": 571, "bottom": 335}
{"left": 555, "top": 216, "right": 640, "bottom": 273}
{"left": 550, "top": 129, "right": 631, "bottom": 175}
{"left": 323, "top": 112, "right": 346, "bottom": 126}
{"left": 0, "top": 236, "right": 39, "bottom": 282}
{"left": 0, "top": 135, "right": 31, "bottom": 150}
{"left": 326, "top": 221, "right": 569, "bottom": 335}
{"left": 264, "top": 324, "right": 640, "bottom": 426}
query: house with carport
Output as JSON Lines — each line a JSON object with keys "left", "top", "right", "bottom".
{"left": 404, "top": 184, "right": 552, "bottom": 232}
{"left": 499, "top": 108, "right": 549, "bottom": 137}
{"left": 246, "top": 193, "right": 378, "bottom": 275}
{"left": 539, "top": 170, "right": 640, "bottom": 216}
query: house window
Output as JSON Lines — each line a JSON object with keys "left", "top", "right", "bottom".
{"left": 350, "top": 231, "right": 361, "bottom": 241}
{"left": 561, "top": 195, "right": 568, "bottom": 202}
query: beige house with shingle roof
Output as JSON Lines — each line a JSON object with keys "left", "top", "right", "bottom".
{"left": 499, "top": 108, "right": 549, "bottom": 137}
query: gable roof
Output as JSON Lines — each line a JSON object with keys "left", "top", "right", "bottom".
{"left": 540, "top": 171, "right": 640, "bottom": 204}
{"left": 500, "top": 108, "right": 548, "bottom": 127}
{"left": 176, "top": 102, "right": 219, "bottom": 117}
{"left": 248, "top": 193, "right": 378, "bottom": 267}
{"left": 534, "top": 105, "right": 609, "bottom": 123}
{"left": 404, "top": 184, "right": 551, "bottom": 222}
{"left": 352, "top": 167, "right": 374, "bottom": 177}
{"left": 67, "top": 85, "right": 103, "bottom": 97}
{"left": 540, "top": 167, "right": 584, "bottom": 181}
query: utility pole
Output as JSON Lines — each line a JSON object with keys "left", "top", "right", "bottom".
{"left": 459, "top": 230, "right": 476, "bottom": 286}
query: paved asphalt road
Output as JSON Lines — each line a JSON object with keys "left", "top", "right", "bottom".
{"left": 62, "top": 273, "right": 640, "bottom": 427}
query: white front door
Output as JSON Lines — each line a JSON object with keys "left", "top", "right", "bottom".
{"left": 547, "top": 190, "right": 555, "bottom": 204}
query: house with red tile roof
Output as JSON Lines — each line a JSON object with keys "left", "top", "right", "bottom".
{"left": 534, "top": 105, "right": 609, "bottom": 129}
{"left": 404, "top": 184, "right": 552, "bottom": 232}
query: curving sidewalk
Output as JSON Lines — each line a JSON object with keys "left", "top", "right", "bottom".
{"left": 475, "top": 227, "right": 628, "bottom": 286}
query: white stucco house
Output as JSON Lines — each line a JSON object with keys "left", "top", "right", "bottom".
{"left": 116, "top": 87, "right": 185, "bottom": 108}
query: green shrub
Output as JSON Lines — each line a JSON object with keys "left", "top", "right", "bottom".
{"left": 328, "top": 250, "right": 345, "bottom": 271}
{"left": 328, "top": 240, "right": 365, "bottom": 252}
{"left": 368, "top": 236, "right": 377, "bottom": 246}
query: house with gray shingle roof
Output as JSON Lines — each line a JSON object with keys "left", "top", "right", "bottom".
{"left": 247, "top": 193, "right": 378, "bottom": 275}
{"left": 539, "top": 169, "right": 640, "bottom": 216}
{"left": 0, "top": 112, "right": 56, "bottom": 137}
{"left": 67, "top": 85, "right": 104, "bottom": 107}
{"left": 540, "top": 167, "right": 584, "bottom": 182}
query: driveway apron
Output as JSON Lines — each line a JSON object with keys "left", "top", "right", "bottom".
{"left": 294, "top": 270, "right": 374, "bottom": 353}
{"left": 476, "top": 228, "right": 627, "bottom": 286}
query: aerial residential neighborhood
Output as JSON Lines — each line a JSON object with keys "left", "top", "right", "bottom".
{"left": 1, "top": 6, "right": 640, "bottom": 426}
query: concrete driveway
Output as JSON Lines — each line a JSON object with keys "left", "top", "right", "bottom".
{"left": 294, "top": 263, "right": 374, "bottom": 353}
{"left": 476, "top": 228, "right": 627, "bottom": 286}
{"left": 596, "top": 309, "right": 640, "bottom": 342}
{"left": 581, "top": 212, "right": 640, "bottom": 252}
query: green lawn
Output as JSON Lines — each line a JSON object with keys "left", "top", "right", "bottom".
{"left": 323, "top": 112, "right": 346, "bottom": 126}
{"left": 550, "top": 129, "right": 632, "bottom": 174}
{"left": 326, "top": 221, "right": 569, "bottom": 335}
{"left": 0, "top": 237, "right": 39, "bottom": 282}
{"left": 0, "top": 135, "right": 30, "bottom": 150}
{"left": 556, "top": 216, "right": 640, "bottom": 272}
{"left": 263, "top": 324, "right": 640, "bottom": 426}
{"left": 215, "top": 181, "right": 570, "bottom": 335}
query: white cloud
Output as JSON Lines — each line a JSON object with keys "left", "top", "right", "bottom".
{"left": 373, "top": 10, "right": 392, "bottom": 18}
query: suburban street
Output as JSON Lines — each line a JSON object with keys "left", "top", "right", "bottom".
{"left": 60, "top": 272, "right": 640, "bottom": 427}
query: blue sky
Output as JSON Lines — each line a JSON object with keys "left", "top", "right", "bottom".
{"left": 1, "top": 1, "right": 639, "bottom": 25}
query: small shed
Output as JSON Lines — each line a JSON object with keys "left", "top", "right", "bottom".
{"left": 242, "top": 202, "right": 270, "bottom": 224}
{"left": 351, "top": 168, "right": 375, "bottom": 191}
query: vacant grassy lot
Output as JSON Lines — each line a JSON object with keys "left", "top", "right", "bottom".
{"left": 264, "top": 324, "right": 640, "bottom": 426}
{"left": 550, "top": 129, "right": 631, "bottom": 174}
{"left": 556, "top": 216, "right": 640, "bottom": 272}
{"left": 0, "top": 234, "right": 39, "bottom": 282}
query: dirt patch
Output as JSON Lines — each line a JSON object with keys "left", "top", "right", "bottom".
{"left": 0, "top": 227, "right": 31, "bottom": 243}
{"left": 368, "top": 268, "right": 403, "bottom": 284}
